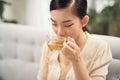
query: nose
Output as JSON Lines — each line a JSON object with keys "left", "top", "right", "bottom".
{"left": 57, "top": 27, "right": 65, "bottom": 36}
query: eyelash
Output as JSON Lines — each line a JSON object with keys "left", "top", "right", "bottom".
{"left": 64, "top": 23, "right": 73, "bottom": 27}
{"left": 52, "top": 23, "right": 57, "bottom": 26}
{"left": 52, "top": 23, "right": 73, "bottom": 27}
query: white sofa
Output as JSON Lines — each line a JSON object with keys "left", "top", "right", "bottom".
{"left": 0, "top": 23, "right": 48, "bottom": 80}
{"left": 0, "top": 23, "right": 120, "bottom": 80}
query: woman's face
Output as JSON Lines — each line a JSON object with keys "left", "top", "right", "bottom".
{"left": 50, "top": 7, "right": 85, "bottom": 42}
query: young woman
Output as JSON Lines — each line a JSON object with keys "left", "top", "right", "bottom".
{"left": 37, "top": 0, "right": 112, "bottom": 80}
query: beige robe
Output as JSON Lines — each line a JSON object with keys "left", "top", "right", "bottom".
{"left": 37, "top": 33, "right": 112, "bottom": 80}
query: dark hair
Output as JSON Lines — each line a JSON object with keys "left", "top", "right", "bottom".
{"left": 50, "top": 0, "right": 88, "bottom": 31}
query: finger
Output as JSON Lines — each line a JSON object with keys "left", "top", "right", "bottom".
{"left": 66, "top": 40, "right": 76, "bottom": 50}
{"left": 62, "top": 42, "right": 74, "bottom": 56}
{"left": 67, "top": 37, "right": 76, "bottom": 43}
{"left": 67, "top": 37, "right": 80, "bottom": 50}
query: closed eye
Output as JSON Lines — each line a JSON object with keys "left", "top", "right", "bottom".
{"left": 52, "top": 23, "right": 57, "bottom": 27}
{"left": 64, "top": 23, "right": 73, "bottom": 27}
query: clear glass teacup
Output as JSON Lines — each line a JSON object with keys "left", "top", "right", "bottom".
{"left": 47, "top": 36, "right": 66, "bottom": 51}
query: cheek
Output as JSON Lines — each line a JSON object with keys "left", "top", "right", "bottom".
{"left": 66, "top": 27, "right": 80, "bottom": 38}
{"left": 68, "top": 25, "right": 82, "bottom": 39}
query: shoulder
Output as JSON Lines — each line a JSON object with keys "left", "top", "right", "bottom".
{"left": 86, "top": 33, "right": 112, "bottom": 61}
{"left": 88, "top": 33, "right": 112, "bottom": 58}
{"left": 88, "top": 33, "right": 109, "bottom": 49}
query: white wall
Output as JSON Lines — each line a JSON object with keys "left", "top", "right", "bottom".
{"left": 25, "top": 0, "right": 51, "bottom": 28}
{"left": 4, "top": 0, "right": 27, "bottom": 24}
{"left": 3, "top": 0, "right": 52, "bottom": 31}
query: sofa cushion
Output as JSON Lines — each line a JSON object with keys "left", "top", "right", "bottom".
{"left": 106, "top": 59, "right": 120, "bottom": 80}
{"left": 0, "top": 23, "right": 49, "bottom": 63}
{"left": 0, "top": 58, "right": 39, "bottom": 80}
{"left": 17, "top": 43, "right": 35, "bottom": 62}
{"left": 0, "top": 41, "right": 17, "bottom": 59}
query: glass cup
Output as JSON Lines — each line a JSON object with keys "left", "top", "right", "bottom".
{"left": 46, "top": 36, "right": 66, "bottom": 64}
{"left": 47, "top": 36, "right": 66, "bottom": 51}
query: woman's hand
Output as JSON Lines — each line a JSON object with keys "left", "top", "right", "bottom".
{"left": 62, "top": 37, "right": 90, "bottom": 80}
{"left": 62, "top": 37, "right": 81, "bottom": 63}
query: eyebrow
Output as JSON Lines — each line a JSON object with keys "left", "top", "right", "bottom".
{"left": 51, "top": 18, "right": 56, "bottom": 22}
{"left": 51, "top": 18, "right": 72, "bottom": 23}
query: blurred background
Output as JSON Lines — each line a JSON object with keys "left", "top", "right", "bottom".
{"left": 0, "top": 0, "right": 120, "bottom": 37}
{"left": 88, "top": 0, "right": 120, "bottom": 37}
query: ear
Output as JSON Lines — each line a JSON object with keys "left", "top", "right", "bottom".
{"left": 81, "top": 15, "right": 89, "bottom": 27}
